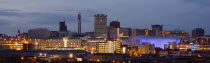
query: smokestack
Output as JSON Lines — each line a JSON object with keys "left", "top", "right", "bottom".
{"left": 78, "top": 12, "right": 81, "bottom": 34}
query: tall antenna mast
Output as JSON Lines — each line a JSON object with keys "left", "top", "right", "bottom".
{"left": 78, "top": 12, "right": 81, "bottom": 34}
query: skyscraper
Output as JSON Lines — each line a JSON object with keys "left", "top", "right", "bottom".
{"left": 108, "top": 21, "right": 120, "bottom": 40}
{"left": 192, "top": 28, "right": 205, "bottom": 39}
{"left": 152, "top": 25, "right": 163, "bottom": 31}
{"left": 110, "top": 21, "right": 120, "bottom": 28}
{"left": 94, "top": 14, "right": 107, "bottom": 37}
{"left": 78, "top": 12, "right": 81, "bottom": 34}
{"left": 151, "top": 25, "right": 163, "bottom": 36}
{"left": 59, "top": 21, "right": 67, "bottom": 32}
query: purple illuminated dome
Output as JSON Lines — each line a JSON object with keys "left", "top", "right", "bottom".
{"left": 131, "top": 35, "right": 180, "bottom": 48}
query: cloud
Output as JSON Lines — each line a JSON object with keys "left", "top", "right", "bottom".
{"left": 0, "top": 19, "right": 11, "bottom": 26}
{"left": 0, "top": 8, "right": 23, "bottom": 17}
{"left": 0, "top": 0, "right": 210, "bottom": 35}
{"left": 0, "top": 7, "right": 99, "bottom": 35}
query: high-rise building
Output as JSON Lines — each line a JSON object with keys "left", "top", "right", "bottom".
{"left": 152, "top": 25, "right": 163, "bottom": 31}
{"left": 152, "top": 25, "right": 163, "bottom": 36}
{"left": 59, "top": 21, "right": 67, "bottom": 32}
{"left": 110, "top": 21, "right": 120, "bottom": 28}
{"left": 192, "top": 28, "right": 205, "bottom": 39}
{"left": 78, "top": 12, "right": 81, "bottom": 34}
{"left": 94, "top": 14, "right": 107, "bottom": 38}
{"left": 107, "top": 21, "right": 120, "bottom": 40}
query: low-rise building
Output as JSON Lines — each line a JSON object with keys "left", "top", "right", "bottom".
{"left": 138, "top": 43, "right": 155, "bottom": 54}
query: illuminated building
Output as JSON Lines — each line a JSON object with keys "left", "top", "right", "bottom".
{"left": 107, "top": 26, "right": 120, "bottom": 40}
{"left": 87, "top": 38, "right": 106, "bottom": 43}
{"left": 63, "top": 37, "right": 68, "bottom": 47}
{"left": 165, "top": 43, "right": 210, "bottom": 51}
{"left": 138, "top": 43, "right": 155, "bottom": 54}
{"left": 135, "top": 29, "right": 146, "bottom": 36}
{"left": 96, "top": 40, "right": 121, "bottom": 53}
{"left": 18, "top": 29, "right": 20, "bottom": 35}
{"left": 45, "top": 38, "right": 82, "bottom": 48}
{"left": 0, "top": 44, "right": 23, "bottom": 50}
{"left": 68, "top": 38, "right": 82, "bottom": 48}
{"left": 159, "top": 51, "right": 196, "bottom": 56}
{"left": 28, "top": 28, "right": 51, "bottom": 39}
{"left": 94, "top": 14, "right": 107, "bottom": 38}
{"left": 17, "top": 32, "right": 28, "bottom": 39}
{"left": 145, "top": 29, "right": 156, "bottom": 36}
{"left": 197, "top": 35, "right": 210, "bottom": 43}
{"left": 130, "top": 35, "right": 180, "bottom": 49}
{"left": 133, "top": 28, "right": 161, "bottom": 37}
{"left": 163, "top": 30, "right": 190, "bottom": 41}
{"left": 120, "top": 28, "right": 132, "bottom": 37}
{"left": 0, "top": 34, "right": 8, "bottom": 38}
{"left": 88, "top": 53, "right": 129, "bottom": 61}
{"left": 23, "top": 43, "right": 35, "bottom": 50}
{"left": 81, "top": 38, "right": 106, "bottom": 51}
{"left": 192, "top": 28, "right": 205, "bottom": 40}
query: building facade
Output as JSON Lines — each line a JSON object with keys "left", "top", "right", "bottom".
{"left": 192, "top": 28, "right": 205, "bottom": 40}
{"left": 59, "top": 21, "right": 67, "bottom": 32}
{"left": 138, "top": 43, "right": 155, "bottom": 54}
{"left": 94, "top": 14, "right": 107, "bottom": 38}
{"left": 96, "top": 40, "right": 121, "bottom": 53}
{"left": 28, "top": 28, "right": 51, "bottom": 39}
{"left": 110, "top": 21, "right": 120, "bottom": 28}
{"left": 163, "top": 30, "right": 190, "bottom": 41}
{"left": 152, "top": 25, "right": 163, "bottom": 36}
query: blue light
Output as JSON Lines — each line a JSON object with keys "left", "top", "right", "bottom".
{"left": 132, "top": 35, "right": 180, "bottom": 48}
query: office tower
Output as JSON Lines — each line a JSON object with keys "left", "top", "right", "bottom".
{"left": 151, "top": 25, "right": 163, "bottom": 36}
{"left": 94, "top": 14, "right": 107, "bottom": 37}
{"left": 59, "top": 21, "right": 67, "bottom": 32}
{"left": 78, "top": 12, "right": 81, "bottom": 34}
{"left": 108, "top": 21, "right": 120, "bottom": 40}
{"left": 152, "top": 25, "right": 163, "bottom": 31}
{"left": 192, "top": 28, "right": 205, "bottom": 39}
{"left": 28, "top": 28, "right": 51, "bottom": 39}
{"left": 110, "top": 21, "right": 120, "bottom": 28}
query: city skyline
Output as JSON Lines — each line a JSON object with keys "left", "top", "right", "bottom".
{"left": 0, "top": 0, "right": 210, "bottom": 35}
